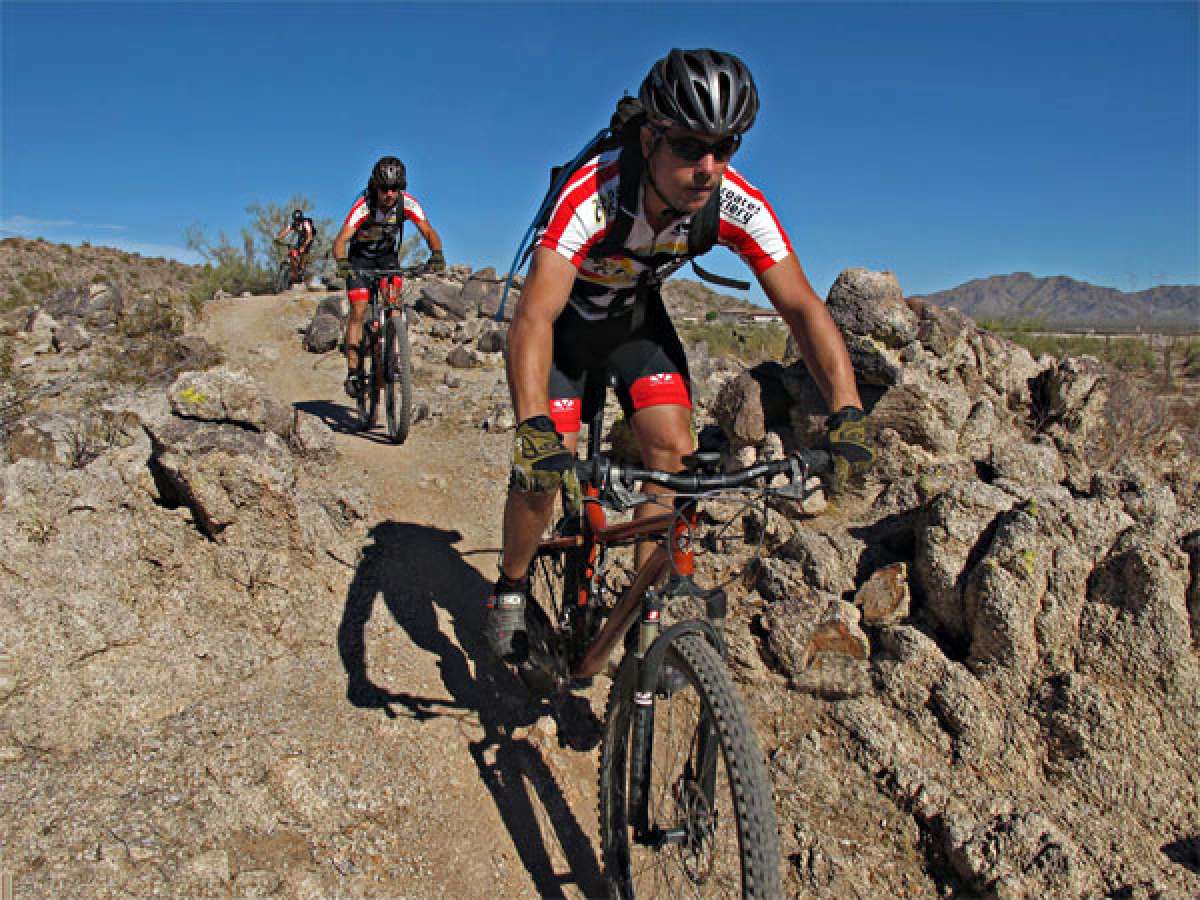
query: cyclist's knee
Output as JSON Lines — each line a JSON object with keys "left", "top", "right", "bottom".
{"left": 635, "top": 426, "right": 693, "bottom": 470}
{"left": 346, "top": 304, "right": 368, "bottom": 327}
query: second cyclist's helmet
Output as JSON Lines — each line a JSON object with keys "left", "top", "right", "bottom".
{"left": 638, "top": 48, "right": 759, "bottom": 136}
{"left": 368, "top": 156, "right": 407, "bottom": 194}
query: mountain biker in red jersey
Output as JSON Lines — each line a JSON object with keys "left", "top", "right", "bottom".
{"left": 276, "top": 208, "right": 316, "bottom": 280}
{"left": 485, "top": 48, "right": 874, "bottom": 662}
{"left": 332, "top": 156, "right": 446, "bottom": 399}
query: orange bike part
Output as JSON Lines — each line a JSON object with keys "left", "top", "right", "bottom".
{"left": 671, "top": 502, "right": 698, "bottom": 577}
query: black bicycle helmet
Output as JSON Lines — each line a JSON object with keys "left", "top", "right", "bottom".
{"left": 368, "top": 156, "right": 407, "bottom": 194}
{"left": 638, "top": 48, "right": 759, "bottom": 136}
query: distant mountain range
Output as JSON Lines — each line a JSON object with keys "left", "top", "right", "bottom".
{"left": 910, "top": 273, "right": 1199, "bottom": 331}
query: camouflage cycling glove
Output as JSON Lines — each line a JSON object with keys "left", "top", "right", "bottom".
{"left": 424, "top": 250, "right": 446, "bottom": 273}
{"left": 826, "top": 406, "right": 873, "bottom": 493}
{"left": 511, "top": 415, "right": 577, "bottom": 499}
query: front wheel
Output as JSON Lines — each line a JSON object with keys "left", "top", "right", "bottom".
{"left": 355, "top": 332, "right": 379, "bottom": 430}
{"left": 383, "top": 314, "right": 413, "bottom": 444}
{"left": 599, "top": 633, "right": 782, "bottom": 898}
{"left": 275, "top": 261, "right": 291, "bottom": 293}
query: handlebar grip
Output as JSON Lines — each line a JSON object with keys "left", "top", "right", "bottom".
{"left": 795, "top": 448, "right": 832, "bottom": 474}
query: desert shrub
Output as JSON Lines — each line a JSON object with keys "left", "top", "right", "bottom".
{"left": 677, "top": 322, "right": 789, "bottom": 363}
{"left": 1085, "top": 370, "right": 1198, "bottom": 471}
{"left": 1006, "top": 333, "right": 1157, "bottom": 372}
{"left": 1184, "top": 341, "right": 1200, "bottom": 377}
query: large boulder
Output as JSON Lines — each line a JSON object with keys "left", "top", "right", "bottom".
{"left": 147, "top": 418, "right": 296, "bottom": 542}
{"left": 826, "top": 269, "right": 918, "bottom": 347}
{"left": 460, "top": 268, "right": 505, "bottom": 319}
{"left": 169, "top": 367, "right": 284, "bottom": 433}
{"left": 304, "top": 313, "right": 342, "bottom": 353}
{"left": 712, "top": 363, "right": 794, "bottom": 447}
{"left": 418, "top": 281, "right": 472, "bottom": 321}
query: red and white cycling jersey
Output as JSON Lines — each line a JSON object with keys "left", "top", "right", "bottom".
{"left": 342, "top": 192, "right": 428, "bottom": 259}
{"left": 537, "top": 149, "right": 793, "bottom": 320}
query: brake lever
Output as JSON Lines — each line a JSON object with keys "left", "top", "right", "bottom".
{"left": 771, "top": 456, "right": 812, "bottom": 501}
{"left": 602, "top": 476, "right": 652, "bottom": 512}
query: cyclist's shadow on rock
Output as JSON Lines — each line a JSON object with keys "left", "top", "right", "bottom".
{"left": 293, "top": 398, "right": 360, "bottom": 435}
{"left": 337, "top": 520, "right": 604, "bottom": 897}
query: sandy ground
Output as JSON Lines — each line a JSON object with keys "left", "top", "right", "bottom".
{"left": 200, "top": 288, "right": 612, "bottom": 897}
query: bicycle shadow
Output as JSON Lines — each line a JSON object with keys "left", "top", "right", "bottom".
{"left": 336, "top": 520, "right": 605, "bottom": 897}
{"left": 294, "top": 398, "right": 408, "bottom": 444}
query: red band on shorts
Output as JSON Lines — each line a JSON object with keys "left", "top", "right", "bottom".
{"left": 348, "top": 287, "right": 370, "bottom": 304}
{"left": 629, "top": 373, "right": 691, "bottom": 411}
{"left": 549, "top": 396, "right": 582, "bottom": 434}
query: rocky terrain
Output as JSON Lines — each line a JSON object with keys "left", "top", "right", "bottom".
{"left": 1, "top": 248, "right": 1197, "bottom": 897}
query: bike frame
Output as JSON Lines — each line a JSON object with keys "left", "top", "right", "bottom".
{"left": 355, "top": 266, "right": 421, "bottom": 373}
{"left": 533, "top": 411, "right": 715, "bottom": 681}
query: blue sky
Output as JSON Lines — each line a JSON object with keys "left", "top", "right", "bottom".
{"left": 2, "top": 1, "right": 1197, "bottom": 301}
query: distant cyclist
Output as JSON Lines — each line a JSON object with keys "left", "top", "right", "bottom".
{"left": 276, "top": 209, "right": 316, "bottom": 282}
{"left": 333, "top": 156, "right": 446, "bottom": 399}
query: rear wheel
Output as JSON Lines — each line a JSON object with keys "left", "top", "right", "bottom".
{"left": 383, "top": 314, "right": 413, "bottom": 444}
{"left": 599, "top": 633, "right": 782, "bottom": 898}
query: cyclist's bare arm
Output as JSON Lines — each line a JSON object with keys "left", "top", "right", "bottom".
{"left": 299, "top": 223, "right": 315, "bottom": 254}
{"left": 332, "top": 220, "right": 357, "bottom": 261}
{"left": 275, "top": 224, "right": 293, "bottom": 242}
{"left": 759, "top": 253, "right": 862, "bottom": 411}
{"left": 413, "top": 218, "right": 443, "bottom": 255}
{"left": 505, "top": 247, "right": 575, "bottom": 423}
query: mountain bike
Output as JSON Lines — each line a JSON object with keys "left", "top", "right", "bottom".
{"left": 347, "top": 265, "right": 422, "bottom": 443}
{"left": 521, "top": 399, "right": 829, "bottom": 897}
{"left": 273, "top": 240, "right": 309, "bottom": 293}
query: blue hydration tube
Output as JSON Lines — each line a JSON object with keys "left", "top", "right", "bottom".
{"left": 494, "top": 129, "right": 611, "bottom": 322}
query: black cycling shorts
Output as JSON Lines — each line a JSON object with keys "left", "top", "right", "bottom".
{"left": 346, "top": 254, "right": 400, "bottom": 302}
{"left": 547, "top": 296, "right": 692, "bottom": 435}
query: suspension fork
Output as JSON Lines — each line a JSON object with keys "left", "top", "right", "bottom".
{"left": 629, "top": 585, "right": 663, "bottom": 839}
{"left": 628, "top": 497, "right": 731, "bottom": 845}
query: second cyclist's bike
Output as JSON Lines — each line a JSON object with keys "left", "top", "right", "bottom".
{"left": 274, "top": 241, "right": 308, "bottom": 292}
{"left": 346, "top": 266, "right": 421, "bottom": 444}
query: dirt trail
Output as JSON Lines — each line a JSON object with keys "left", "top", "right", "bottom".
{"left": 199, "top": 289, "right": 609, "bottom": 897}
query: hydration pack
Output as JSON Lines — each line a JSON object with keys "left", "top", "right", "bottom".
{"left": 496, "top": 96, "right": 748, "bottom": 321}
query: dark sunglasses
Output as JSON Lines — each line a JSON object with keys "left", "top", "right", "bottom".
{"left": 659, "top": 131, "right": 740, "bottom": 162}
{"left": 379, "top": 183, "right": 403, "bottom": 193}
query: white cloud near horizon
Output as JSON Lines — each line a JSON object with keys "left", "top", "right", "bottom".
{"left": 0, "top": 215, "right": 78, "bottom": 230}
{"left": 1, "top": 215, "right": 128, "bottom": 232}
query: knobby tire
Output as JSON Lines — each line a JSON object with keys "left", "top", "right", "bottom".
{"left": 519, "top": 547, "right": 569, "bottom": 698}
{"left": 383, "top": 314, "right": 413, "bottom": 445}
{"left": 599, "top": 633, "right": 782, "bottom": 898}
{"left": 355, "top": 332, "right": 379, "bottom": 430}
{"left": 275, "top": 261, "right": 291, "bottom": 294}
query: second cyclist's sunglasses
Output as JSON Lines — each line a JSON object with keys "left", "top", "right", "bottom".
{"left": 379, "top": 183, "right": 404, "bottom": 192}
{"left": 657, "top": 129, "right": 741, "bottom": 162}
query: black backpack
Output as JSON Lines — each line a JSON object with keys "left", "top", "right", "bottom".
{"left": 496, "top": 97, "right": 747, "bottom": 320}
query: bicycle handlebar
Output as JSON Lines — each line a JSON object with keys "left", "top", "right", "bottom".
{"left": 339, "top": 265, "right": 428, "bottom": 278}
{"left": 577, "top": 448, "right": 831, "bottom": 496}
